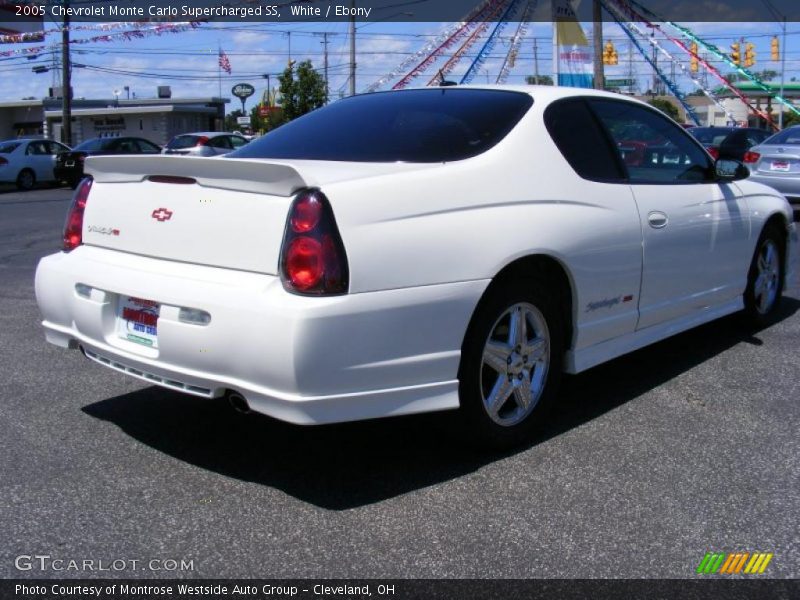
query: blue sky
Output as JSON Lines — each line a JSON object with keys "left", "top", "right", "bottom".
{"left": 0, "top": 17, "right": 797, "bottom": 112}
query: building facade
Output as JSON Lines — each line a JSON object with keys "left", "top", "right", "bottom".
{"left": 0, "top": 95, "right": 228, "bottom": 146}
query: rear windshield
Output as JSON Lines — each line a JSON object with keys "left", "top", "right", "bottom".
{"left": 167, "top": 135, "right": 203, "bottom": 149}
{"left": 74, "top": 139, "right": 111, "bottom": 153}
{"left": 229, "top": 89, "right": 533, "bottom": 163}
{"left": 0, "top": 142, "right": 20, "bottom": 153}
{"left": 763, "top": 127, "right": 800, "bottom": 145}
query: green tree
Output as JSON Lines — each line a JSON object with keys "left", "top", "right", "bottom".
{"left": 780, "top": 110, "right": 800, "bottom": 128}
{"left": 278, "top": 60, "right": 327, "bottom": 122}
{"left": 648, "top": 98, "right": 680, "bottom": 121}
{"left": 756, "top": 69, "right": 778, "bottom": 81}
{"left": 525, "top": 75, "right": 553, "bottom": 85}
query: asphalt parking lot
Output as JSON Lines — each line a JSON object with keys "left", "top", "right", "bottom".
{"left": 1, "top": 185, "right": 798, "bottom": 579}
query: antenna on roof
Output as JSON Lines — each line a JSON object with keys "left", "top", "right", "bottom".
{"left": 437, "top": 69, "right": 458, "bottom": 87}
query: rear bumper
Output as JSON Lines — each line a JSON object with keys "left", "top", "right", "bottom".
{"left": 748, "top": 173, "right": 800, "bottom": 203}
{"left": 35, "top": 246, "right": 487, "bottom": 424}
{"left": 54, "top": 165, "right": 82, "bottom": 181}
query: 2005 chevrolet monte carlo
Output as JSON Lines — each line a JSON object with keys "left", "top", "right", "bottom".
{"left": 35, "top": 86, "right": 797, "bottom": 447}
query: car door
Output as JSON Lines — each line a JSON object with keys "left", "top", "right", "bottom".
{"left": 44, "top": 141, "right": 69, "bottom": 181}
{"left": 589, "top": 99, "right": 752, "bottom": 330}
{"left": 25, "top": 141, "right": 54, "bottom": 181}
{"left": 543, "top": 98, "right": 643, "bottom": 351}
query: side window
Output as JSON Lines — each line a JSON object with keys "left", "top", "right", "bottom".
{"left": 48, "top": 142, "right": 69, "bottom": 154}
{"left": 208, "top": 136, "right": 232, "bottom": 150}
{"left": 544, "top": 98, "right": 624, "bottom": 182}
{"left": 26, "top": 142, "right": 47, "bottom": 155}
{"left": 230, "top": 135, "right": 248, "bottom": 148}
{"left": 135, "top": 139, "right": 160, "bottom": 154}
{"left": 589, "top": 99, "right": 713, "bottom": 183}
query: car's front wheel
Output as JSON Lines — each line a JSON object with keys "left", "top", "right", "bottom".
{"left": 743, "top": 223, "right": 785, "bottom": 325}
{"left": 16, "top": 169, "right": 35, "bottom": 191}
{"left": 458, "top": 276, "right": 564, "bottom": 449}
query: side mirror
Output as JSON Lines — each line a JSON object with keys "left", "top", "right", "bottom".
{"left": 715, "top": 158, "right": 749, "bottom": 181}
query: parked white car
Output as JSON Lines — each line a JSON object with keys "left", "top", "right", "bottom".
{"left": 0, "top": 138, "right": 71, "bottom": 190}
{"left": 35, "top": 86, "right": 797, "bottom": 447}
{"left": 162, "top": 131, "right": 249, "bottom": 157}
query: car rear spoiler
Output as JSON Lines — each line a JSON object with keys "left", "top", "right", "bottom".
{"left": 85, "top": 155, "right": 308, "bottom": 197}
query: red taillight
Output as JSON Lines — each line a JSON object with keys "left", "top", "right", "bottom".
{"left": 196, "top": 136, "right": 209, "bottom": 146}
{"left": 62, "top": 178, "right": 92, "bottom": 251}
{"left": 744, "top": 151, "right": 761, "bottom": 164}
{"left": 280, "top": 190, "right": 348, "bottom": 295}
{"left": 285, "top": 237, "right": 323, "bottom": 289}
{"left": 707, "top": 147, "right": 719, "bottom": 160}
{"left": 290, "top": 194, "right": 322, "bottom": 233}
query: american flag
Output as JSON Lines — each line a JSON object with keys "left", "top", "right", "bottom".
{"left": 218, "top": 48, "right": 232, "bottom": 75}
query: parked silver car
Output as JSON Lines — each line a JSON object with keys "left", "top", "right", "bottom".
{"left": 162, "top": 132, "right": 249, "bottom": 157}
{"left": 746, "top": 125, "right": 800, "bottom": 208}
{"left": 0, "top": 138, "right": 71, "bottom": 190}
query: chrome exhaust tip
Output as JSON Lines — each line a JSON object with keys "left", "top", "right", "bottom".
{"left": 227, "top": 391, "right": 251, "bottom": 414}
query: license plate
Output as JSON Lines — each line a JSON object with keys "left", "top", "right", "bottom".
{"left": 65, "top": 161, "right": 74, "bottom": 167}
{"left": 770, "top": 160, "right": 790, "bottom": 171}
{"left": 116, "top": 296, "right": 160, "bottom": 348}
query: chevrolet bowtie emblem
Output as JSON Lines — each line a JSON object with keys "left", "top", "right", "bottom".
{"left": 151, "top": 208, "right": 173, "bottom": 222}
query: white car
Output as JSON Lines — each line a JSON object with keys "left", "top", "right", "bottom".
{"left": 35, "top": 86, "right": 797, "bottom": 447}
{"left": 162, "top": 132, "right": 249, "bottom": 157}
{"left": 0, "top": 138, "right": 71, "bottom": 190}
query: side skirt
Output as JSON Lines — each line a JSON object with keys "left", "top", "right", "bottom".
{"left": 564, "top": 297, "right": 744, "bottom": 374}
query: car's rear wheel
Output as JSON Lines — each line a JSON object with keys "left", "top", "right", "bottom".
{"left": 16, "top": 169, "right": 35, "bottom": 191}
{"left": 743, "top": 223, "right": 784, "bottom": 325}
{"left": 458, "top": 276, "right": 564, "bottom": 449}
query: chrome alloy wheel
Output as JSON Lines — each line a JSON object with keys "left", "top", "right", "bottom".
{"left": 479, "top": 302, "right": 550, "bottom": 427}
{"left": 754, "top": 239, "right": 780, "bottom": 315}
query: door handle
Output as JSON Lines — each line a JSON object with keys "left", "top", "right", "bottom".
{"left": 648, "top": 211, "right": 668, "bottom": 229}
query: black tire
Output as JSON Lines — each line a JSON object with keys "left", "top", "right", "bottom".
{"left": 458, "top": 274, "right": 564, "bottom": 449}
{"left": 16, "top": 169, "right": 35, "bottom": 191}
{"left": 743, "top": 223, "right": 785, "bottom": 326}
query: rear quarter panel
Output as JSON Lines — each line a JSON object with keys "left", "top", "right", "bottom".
{"left": 324, "top": 100, "right": 645, "bottom": 352}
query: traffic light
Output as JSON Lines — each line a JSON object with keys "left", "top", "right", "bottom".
{"left": 690, "top": 42, "right": 699, "bottom": 72}
{"left": 771, "top": 36, "right": 780, "bottom": 61}
{"left": 603, "top": 40, "right": 618, "bottom": 66}
{"left": 744, "top": 42, "right": 756, "bottom": 67}
{"left": 730, "top": 42, "right": 741, "bottom": 65}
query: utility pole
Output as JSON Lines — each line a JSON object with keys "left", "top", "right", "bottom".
{"left": 652, "top": 35, "right": 659, "bottom": 95}
{"left": 322, "top": 32, "right": 329, "bottom": 102}
{"left": 533, "top": 37, "right": 540, "bottom": 84}
{"left": 592, "top": 0, "right": 604, "bottom": 90}
{"left": 760, "top": 0, "right": 787, "bottom": 128}
{"left": 286, "top": 31, "right": 291, "bottom": 65}
{"left": 349, "top": 0, "right": 356, "bottom": 96}
{"left": 61, "top": 0, "right": 72, "bottom": 145}
{"left": 627, "top": 42, "right": 634, "bottom": 93}
{"left": 780, "top": 17, "right": 786, "bottom": 128}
